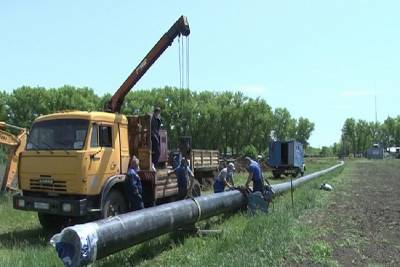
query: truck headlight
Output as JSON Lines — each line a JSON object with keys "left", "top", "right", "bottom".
{"left": 62, "top": 203, "right": 72, "bottom": 213}
{"left": 18, "top": 199, "right": 25, "bottom": 208}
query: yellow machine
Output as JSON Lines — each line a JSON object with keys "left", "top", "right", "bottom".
{"left": 0, "top": 122, "right": 27, "bottom": 192}
{"left": 13, "top": 16, "right": 219, "bottom": 229}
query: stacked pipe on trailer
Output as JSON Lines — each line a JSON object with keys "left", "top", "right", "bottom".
{"left": 51, "top": 161, "right": 344, "bottom": 267}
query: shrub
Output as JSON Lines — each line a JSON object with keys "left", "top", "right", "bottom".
{"left": 241, "top": 145, "right": 258, "bottom": 159}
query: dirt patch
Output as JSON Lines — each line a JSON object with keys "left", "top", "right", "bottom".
{"left": 313, "top": 160, "right": 400, "bottom": 266}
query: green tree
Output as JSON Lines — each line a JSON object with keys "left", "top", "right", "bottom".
{"left": 0, "top": 91, "right": 7, "bottom": 121}
{"left": 241, "top": 144, "right": 258, "bottom": 159}
{"left": 295, "top": 117, "right": 315, "bottom": 149}
{"left": 342, "top": 118, "right": 356, "bottom": 156}
{"left": 272, "top": 107, "right": 293, "bottom": 140}
{"left": 47, "top": 85, "right": 100, "bottom": 112}
{"left": 7, "top": 86, "right": 50, "bottom": 128}
{"left": 3, "top": 85, "right": 316, "bottom": 155}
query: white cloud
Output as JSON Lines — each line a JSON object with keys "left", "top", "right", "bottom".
{"left": 340, "top": 90, "right": 375, "bottom": 97}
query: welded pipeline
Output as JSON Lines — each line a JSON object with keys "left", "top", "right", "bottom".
{"left": 271, "top": 161, "right": 344, "bottom": 193}
{"left": 51, "top": 161, "right": 344, "bottom": 267}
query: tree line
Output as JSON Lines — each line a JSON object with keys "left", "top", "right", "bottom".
{"left": 324, "top": 117, "right": 400, "bottom": 157}
{"left": 0, "top": 85, "right": 315, "bottom": 156}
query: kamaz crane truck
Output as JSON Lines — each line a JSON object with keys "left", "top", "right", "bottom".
{"left": 13, "top": 16, "right": 219, "bottom": 229}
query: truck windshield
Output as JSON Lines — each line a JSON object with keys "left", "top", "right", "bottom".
{"left": 27, "top": 119, "right": 89, "bottom": 150}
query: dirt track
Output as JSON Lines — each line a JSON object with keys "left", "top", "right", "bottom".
{"left": 317, "top": 160, "right": 400, "bottom": 266}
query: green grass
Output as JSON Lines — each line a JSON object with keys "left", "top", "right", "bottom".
{"left": 0, "top": 158, "right": 342, "bottom": 266}
{"left": 0, "top": 194, "right": 61, "bottom": 267}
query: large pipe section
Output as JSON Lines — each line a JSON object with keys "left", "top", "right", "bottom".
{"left": 51, "top": 190, "right": 246, "bottom": 266}
{"left": 51, "top": 161, "right": 344, "bottom": 267}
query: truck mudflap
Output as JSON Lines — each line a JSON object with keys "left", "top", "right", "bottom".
{"left": 13, "top": 194, "right": 88, "bottom": 217}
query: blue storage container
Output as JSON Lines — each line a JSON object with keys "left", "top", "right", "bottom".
{"left": 268, "top": 140, "right": 304, "bottom": 168}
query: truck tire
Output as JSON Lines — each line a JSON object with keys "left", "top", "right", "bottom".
{"left": 102, "top": 189, "right": 127, "bottom": 218}
{"left": 190, "top": 180, "right": 201, "bottom": 197}
{"left": 272, "top": 170, "right": 281, "bottom": 179}
{"left": 38, "top": 212, "right": 69, "bottom": 230}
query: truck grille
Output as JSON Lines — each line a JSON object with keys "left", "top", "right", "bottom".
{"left": 29, "top": 178, "right": 67, "bottom": 192}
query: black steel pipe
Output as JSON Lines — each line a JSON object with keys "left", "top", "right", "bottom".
{"left": 51, "top": 161, "right": 344, "bottom": 266}
{"left": 271, "top": 161, "right": 344, "bottom": 193}
{"left": 51, "top": 190, "right": 246, "bottom": 266}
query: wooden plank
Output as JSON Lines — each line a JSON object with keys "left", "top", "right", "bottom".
{"left": 155, "top": 188, "right": 178, "bottom": 199}
{"left": 156, "top": 183, "right": 178, "bottom": 190}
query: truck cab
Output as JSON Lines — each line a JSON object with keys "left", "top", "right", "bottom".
{"left": 13, "top": 111, "right": 130, "bottom": 226}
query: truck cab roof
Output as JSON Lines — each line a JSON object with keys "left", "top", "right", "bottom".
{"left": 34, "top": 111, "right": 128, "bottom": 124}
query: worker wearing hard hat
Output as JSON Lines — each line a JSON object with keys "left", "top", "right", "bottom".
{"left": 213, "top": 163, "right": 235, "bottom": 193}
{"left": 244, "top": 156, "right": 265, "bottom": 193}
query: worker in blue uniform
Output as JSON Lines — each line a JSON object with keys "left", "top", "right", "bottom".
{"left": 244, "top": 156, "right": 265, "bottom": 193}
{"left": 151, "top": 107, "right": 161, "bottom": 169}
{"left": 125, "top": 156, "right": 144, "bottom": 211}
{"left": 168, "top": 157, "right": 194, "bottom": 199}
{"left": 213, "top": 163, "right": 235, "bottom": 193}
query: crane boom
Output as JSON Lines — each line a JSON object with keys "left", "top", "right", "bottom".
{"left": 0, "top": 122, "right": 27, "bottom": 192}
{"left": 105, "top": 15, "right": 190, "bottom": 113}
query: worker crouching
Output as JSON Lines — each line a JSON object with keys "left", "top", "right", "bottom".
{"left": 213, "top": 163, "right": 235, "bottom": 193}
{"left": 244, "top": 156, "right": 264, "bottom": 193}
{"left": 244, "top": 156, "right": 274, "bottom": 213}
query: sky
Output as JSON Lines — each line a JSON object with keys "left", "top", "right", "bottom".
{"left": 1, "top": 1, "right": 399, "bottom": 147}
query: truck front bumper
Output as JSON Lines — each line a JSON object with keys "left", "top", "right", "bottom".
{"left": 13, "top": 194, "right": 88, "bottom": 216}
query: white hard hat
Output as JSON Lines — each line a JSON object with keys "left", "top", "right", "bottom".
{"left": 228, "top": 162, "right": 235, "bottom": 171}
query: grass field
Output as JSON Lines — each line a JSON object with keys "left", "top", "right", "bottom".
{"left": 0, "top": 158, "right": 343, "bottom": 267}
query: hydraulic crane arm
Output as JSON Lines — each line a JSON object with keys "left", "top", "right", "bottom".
{"left": 105, "top": 15, "right": 190, "bottom": 113}
{"left": 0, "top": 122, "right": 28, "bottom": 192}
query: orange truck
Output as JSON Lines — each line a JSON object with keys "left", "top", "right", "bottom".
{"left": 12, "top": 16, "right": 219, "bottom": 229}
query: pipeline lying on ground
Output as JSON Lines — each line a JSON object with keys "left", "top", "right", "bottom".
{"left": 50, "top": 161, "right": 344, "bottom": 267}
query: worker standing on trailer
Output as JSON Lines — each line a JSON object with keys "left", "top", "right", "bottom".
{"left": 151, "top": 107, "right": 162, "bottom": 169}
{"left": 213, "top": 163, "right": 235, "bottom": 193}
{"left": 125, "top": 156, "right": 144, "bottom": 211}
{"left": 168, "top": 158, "right": 194, "bottom": 199}
{"left": 244, "top": 156, "right": 265, "bottom": 193}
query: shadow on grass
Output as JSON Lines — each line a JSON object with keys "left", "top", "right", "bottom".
{"left": 0, "top": 227, "right": 56, "bottom": 249}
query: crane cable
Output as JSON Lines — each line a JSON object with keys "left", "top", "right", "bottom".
{"left": 178, "top": 35, "right": 182, "bottom": 89}
{"left": 186, "top": 36, "right": 190, "bottom": 90}
{"left": 178, "top": 35, "right": 190, "bottom": 90}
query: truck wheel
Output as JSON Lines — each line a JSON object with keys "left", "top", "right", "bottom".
{"left": 291, "top": 172, "right": 298, "bottom": 178}
{"left": 38, "top": 212, "right": 69, "bottom": 230}
{"left": 190, "top": 180, "right": 201, "bottom": 197}
{"left": 272, "top": 170, "right": 281, "bottom": 179}
{"left": 102, "top": 189, "right": 127, "bottom": 218}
